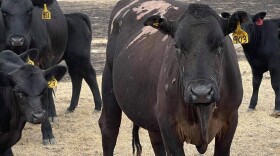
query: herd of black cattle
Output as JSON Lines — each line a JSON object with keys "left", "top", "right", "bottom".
{"left": 0, "top": 0, "right": 280, "bottom": 155}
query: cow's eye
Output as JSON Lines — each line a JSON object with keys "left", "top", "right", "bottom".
{"left": 27, "top": 10, "right": 32, "bottom": 15}
{"left": 2, "top": 12, "right": 7, "bottom": 17}
{"left": 16, "top": 92, "right": 25, "bottom": 99}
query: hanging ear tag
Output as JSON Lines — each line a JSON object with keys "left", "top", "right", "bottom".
{"left": 256, "top": 18, "right": 263, "bottom": 26}
{"left": 26, "top": 56, "right": 34, "bottom": 65}
{"left": 153, "top": 22, "right": 159, "bottom": 27}
{"left": 42, "top": 4, "right": 51, "bottom": 20}
{"left": 48, "top": 76, "right": 57, "bottom": 88}
{"left": 232, "top": 21, "right": 249, "bottom": 44}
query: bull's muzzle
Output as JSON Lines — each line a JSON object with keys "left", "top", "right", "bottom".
{"left": 32, "top": 110, "right": 47, "bottom": 124}
{"left": 10, "top": 35, "right": 25, "bottom": 47}
{"left": 185, "top": 83, "right": 217, "bottom": 104}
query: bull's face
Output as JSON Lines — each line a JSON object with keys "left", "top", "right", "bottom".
{"left": 221, "top": 11, "right": 266, "bottom": 45}
{"left": 0, "top": 0, "right": 34, "bottom": 52}
{"left": 144, "top": 4, "right": 249, "bottom": 106}
{"left": 0, "top": 51, "right": 66, "bottom": 124}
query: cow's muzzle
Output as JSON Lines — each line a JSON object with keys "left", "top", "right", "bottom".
{"left": 10, "top": 35, "right": 25, "bottom": 47}
{"left": 32, "top": 110, "right": 47, "bottom": 124}
{"left": 185, "top": 82, "right": 218, "bottom": 104}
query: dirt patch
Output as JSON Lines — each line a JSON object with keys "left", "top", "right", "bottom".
{"left": 12, "top": 0, "right": 280, "bottom": 155}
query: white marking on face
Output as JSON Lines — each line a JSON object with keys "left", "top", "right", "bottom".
{"left": 162, "top": 35, "right": 169, "bottom": 42}
{"left": 110, "top": 0, "right": 139, "bottom": 34}
{"left": 127, "top": 26, "right": 158, "bottom": 48}
{"left": 132, "top": 1, "right": 179, "bottom": 20}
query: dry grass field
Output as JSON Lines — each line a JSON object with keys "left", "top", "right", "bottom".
{"left": 11, "top": 0, "right": 280, "bottom": 155}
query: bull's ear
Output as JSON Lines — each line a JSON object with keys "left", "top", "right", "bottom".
{"left": 19, "top": 48, "right": 39, "bottom": 63}
{"left": 224, "top": 11, "right": 249, "bottom": 35}
{"left": 31, "top": 0, "right": 54, "bottom": 7}
{"left": 221, "top": 12, "right": 231, "bottom": 19}
{"left": 144, "top": 15, "right": 175, "bottom": 38}
{"left": 43, "top": 65, "right": 67, "bottom": 82}
{"left": 252, "top": 12, "right": 266, "bottom": 26}
{"left": 0, "top": 72, "right": 12, "bottom": 87}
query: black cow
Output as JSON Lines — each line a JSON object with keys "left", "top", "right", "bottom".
{"left": 222, "top": 11, "right": 280, "bottom": 116}
{"left": 0, "top": 0, "right": 102, "bottom": 143}
{"left": 99, "top": 1, "right": 244, "bottom": 155}
{"left": 63, "top": 13, "right": 102, "bottom": 113}
{"left": 0, "top": 49, "right": 66, "bottom": 155}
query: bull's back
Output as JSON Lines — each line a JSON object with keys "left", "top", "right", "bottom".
{"left": 109, "top": 0, "right": 185, "bottom": 130}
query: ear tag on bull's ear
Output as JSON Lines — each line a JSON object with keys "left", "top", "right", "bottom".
{"left": 26, "top": 56, "right": 34, "bottom": 65}
{"left": 42, "top": 4, "right": 51, "bottom": 20}
{"left": 48, "top": 76, "right": 57, "bottom": 88}
{"left": 232, "top": 21, "right": 249, "bottom": 44}
{"left": 153, "top": 22, "right": 159, "bottom": 27}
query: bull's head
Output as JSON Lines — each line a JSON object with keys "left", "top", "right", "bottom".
{"left": 0, "top": 0, "right": 54, "bottom": 53}
{"left": 144, "top": 4, "right": 248, "bottom": 106}
{"left": 0, "top": 49, "right": 66, "bottom": 124}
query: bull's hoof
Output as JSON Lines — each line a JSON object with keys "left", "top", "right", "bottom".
{"left": 48, "top": 116, "right": 58, "bottom": 123}
{"left": 271, "top": 110, "right": 280, "bottom": 118}
{"left": 247, "top": 108, "right": 255, "bottom": 112}
{"left": 94, "top": 106, "right": 102, "bottom": 111}
{"left": 43, "top": 138, "right": 56, "bottom": 145}
{"left": 65, "top": 109, "right": 74, "bottom": 114}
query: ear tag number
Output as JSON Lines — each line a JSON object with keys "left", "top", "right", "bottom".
{"left": 153, "top": 22, "right": 159, "bottom": 27}
{"left": 26, "top": 56, "right": 34, "bottom": 65}
{"left": 232, "top": 21, "right": 249, "bottom": 44}
{"left": 48, "top": 76, "right": 57, "bottom": 88}
{"left": 42, "top": 4, "right": 51, "bottom": 20}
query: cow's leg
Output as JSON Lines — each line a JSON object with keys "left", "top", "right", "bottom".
{"left": 65, "top": 64, "right": 83, "bottom": 113}
{"left": 1, "top": 148, "right": 13, "bottom": 156}
{"left": 41, "top": 119, "right": 55, "bottom": 145}
{"left": 148, "top": 131, "right": 166, "bottom": 156}
{"left": 47, "top": 88, "right": 57, "bottom": 122}
{"left": 83, "top": 65, "right": 102, "bottom": 111}
{"left": 158, "top": 119, "right": 184, "bottom": 155}
{"left": 269, "top": 66, "right": 280, "bottom": 116}
{"left": 214, "top": 111, "right": 238, "bottom": 156}
{"left": 248, "top": 70, "right": 263, "bottom": 110}
{"left": 99, "top": 63, "right": 122, "bottom": 156}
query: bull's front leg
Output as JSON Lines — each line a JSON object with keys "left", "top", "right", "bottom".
{"left": 47, "top": 88, "right": 57, "bottom": 122}
{"left": 41, "top": 119, "right": 55, "bottom": 145}
{"left": 269, "top": 65, "right": 280, "bottom": 117}
{"left": 0, "top": 148, "right": 13, "bottom": 156}
{"left": 158, "top": 116, "right": 184, "bottom": 156}
{"left": 248, "top": 70, "right": 263, "bottom": 111}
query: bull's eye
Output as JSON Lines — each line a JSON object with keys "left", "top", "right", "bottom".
{"left": 2, "top": 12, "right": 7, "bottom": 17}
{"left": 16, "top": 92, "right": 25, "bottom": 99}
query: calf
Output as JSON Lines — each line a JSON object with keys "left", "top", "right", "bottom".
{"left": 100, "top": 1, "right": 245, "bottom": 155}
{"left": 222, "top": 12, "right": 280, "bottom": 116}
{"left": 0, "top": 49, "right": 66, "bottom": 155}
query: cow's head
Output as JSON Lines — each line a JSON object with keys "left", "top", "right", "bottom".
{"left": 221, "top": 11, "right": 266, "bottom": 44}
{"left": 0, "top": 0, "right": 54, "bottom": 52}
{"left": 144, "top": 4, "right": 248, "bottom": 106}
{"left": 0, "top": 49, "right": 66, "bottom": 124}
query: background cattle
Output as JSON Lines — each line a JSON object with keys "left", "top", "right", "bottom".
{"left": 99, "top": 1, "right": 244, "bottom": 155}
{"left": 0, "top": 0, "right": 102, "bottom": 144}
{"left": 0, "top": 49, "right": 66, "bottom": 155}
{"left": 222, "top": 11, "right": 280, "bottom": 116}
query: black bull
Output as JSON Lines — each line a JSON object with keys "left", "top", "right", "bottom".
{"left": 99, "top": 1, "right": 244, "bottom": 155}
{"left": 0, "top": 0, "right": 102, "bottom": 144}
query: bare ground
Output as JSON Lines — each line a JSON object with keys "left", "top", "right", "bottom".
{"left": 12, "top": 0, "right": 280, "bottom": 155}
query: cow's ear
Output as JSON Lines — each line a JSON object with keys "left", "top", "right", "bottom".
{"left": 0, "top": 72, "right": 12, "bottom": 87}
{"left": 19, "top": 48, "right": 39, "bottom": 63}
{"left": 144, "top": 15, "right": 175, "bottom": 38}
{"left": 43, "top": 65, "right": 67, "bottom": 82}
{"left": 252, "top": 12, "right": 266, "bottom": 23}
{"left": 31, "top": 0, "right": 54, "bottom": 7}
{"left": 221, "top": 12, "right": 231, "bottom": 19}
{"left": 224, "top": 11, "right": 249, "bottom": 36}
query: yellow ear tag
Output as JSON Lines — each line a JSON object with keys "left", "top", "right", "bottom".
{"left": 26, "top": 56, "right": 34, "bottom": 65}
{"left": 42, "top": 4, "right": 51, "bottom": 20}
{"left": 232, "top": 21, "right": 249, "bottom": 44}
{"left": 48, "top": 76, "right": 57, "bottom": 88}
{"left": 153, "top": 22, "right": 159, "bottom": 27}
